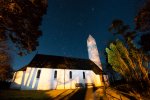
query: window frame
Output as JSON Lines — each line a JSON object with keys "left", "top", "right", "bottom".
{"left": 69, "top": 71, "right": 72, "bottom": 79}
{"left": 54, "top": 70, "right": 57, "bottom": 79}
{"left": 36, "top": 70, "right": 41, "bottom": 78}
{"left": 83, "top": 72, "right": 85, "bottom": 79}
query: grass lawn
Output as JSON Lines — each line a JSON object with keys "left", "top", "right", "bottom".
{"left": 0, "top": 88, "right": 105, "bottom": 100}
{"left": 0, "top": 89, "right": 74, "bottom": 100}
{"left": 0, "top": 87, "right": 130, "bottom": 100}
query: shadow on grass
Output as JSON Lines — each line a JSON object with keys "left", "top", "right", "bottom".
{"left": 68, "top": 88, "right": 87, "bottom": 100}
{"left": 47, "top": 88, "right": 97, "bottom": 100}
{"left": 68, "top": 87, "right": 97, "bottom": 100}
{"left": 1, "top": 87, "right": 98, "bottom": 100}
{"left": 111, "top": 79, "right": 150, "bottom": 99}
{"left": 0, "top": 90, "right": 53, "bottom": 100}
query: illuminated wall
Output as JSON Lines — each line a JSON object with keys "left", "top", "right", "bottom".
{"left": 11, "top": 67, "right": 103, "bottom": 90}
{"left": 10, "top": 71, "right": 25, "bottom": 89}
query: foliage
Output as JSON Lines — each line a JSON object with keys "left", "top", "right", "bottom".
{"left": 104, "top": 52, "right": 117, "bottom": 84}
{"left": 108, "top": 19, "right": 136, "bottom": 42}
{"left": 139, "top": 33, "right": 150, "bottom": 52}
{"left": 105, "top": 0, "right": 150, "bottom": 97}
{"left": 106, "top": 40, "right": 150, "bottom": 94}
{"left": 135, "top": 0, "right": 150, "bottom": 32}
{"left": 0, "top": 0, "right": 48, "bottom": 55}
{"left": 0, "top": 0, "right": 48, "bottom": 79}
{"left": 0, "top": 42, "right": 13, "bottom": 80}
{"left": 135, "top": 0, "right": 150, "bottom": 52}
{"left": 109, "top": 0, "right": 150, "bottom": 52}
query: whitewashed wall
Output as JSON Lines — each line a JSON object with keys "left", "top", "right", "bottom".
{"left": 10, "top": 71, "right": 25, "bottom": 89}
{"left": 11, "top": 67, "right": 103, "bottom": 90}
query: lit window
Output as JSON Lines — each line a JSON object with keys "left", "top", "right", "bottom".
{"left": 54, "top": 70, "right": 57, "bottom": 79}
{"left": 37, "top": 70, "right": 41, "bottom": 78}
{"left": 83, "top": 72, "right": 85, "bottom": 79}
{"left": 70, "top": 71, "right": 72, "bottom": 79}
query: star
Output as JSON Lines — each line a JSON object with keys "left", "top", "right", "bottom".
{"left": 91, "top": 7, "right": 95, "bottom": 12}
{"left": 77, "top": 22, "right": 83, "bottom": 27}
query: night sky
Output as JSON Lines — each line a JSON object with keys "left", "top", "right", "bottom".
{"left": 13, "top": 0, "right": 144, "bottom": 70}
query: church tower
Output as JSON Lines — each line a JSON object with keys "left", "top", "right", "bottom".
{"left": 87, "top": 35, "right": 102, "bottom": 70}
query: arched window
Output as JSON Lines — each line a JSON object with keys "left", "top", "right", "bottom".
{"left": 37, "top": 70, "right": 41, "bottom": 78}
{"left": 69, "top": 71, "right": 72, "bottom": 79}
{"left": 54, "top": 70, "right": 57, "bottom": 79}
{"left": 83, "top": 72, "right": 85, "bottom": 79}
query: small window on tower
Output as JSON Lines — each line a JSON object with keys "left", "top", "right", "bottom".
{"left": 83, "top": 72, "right": 85, "bottom": 79}
{"left": 37, "top": 70, "right": 41, "bottom": 78}
{"left": 70, "top": 71, "right": 72, "bottom": 79}
{"left": 54, "top": 70, "right": 57, "bottom": 79}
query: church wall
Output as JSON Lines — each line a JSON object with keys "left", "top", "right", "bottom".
{"left": 20, "top": 67, "right": 65, "bottom": 90}
{"left": 91, "top": 71, "right": 103, "bottom": 87}
{"left": 55, "top": 69, "right": 102, "bottom": 89}
{"left": 21, "top": 67, "right": 38, "bottom": 90}
{"left": 12, "top": 67, "right": 102, "bottom": 90}
{"left": 10, "top": 71, "right": 25, "bottom": 89}
{"left": 63, "top": 69, "right": 103, "bottom": 88}
{"left": 21, "top": 67, "right": 55, "bottom": 90}
{"left": 54, "top": 69, "right": 65, "bottom": 89}
{"left": 64, "top": 69, "right": 90, "bottom": 89}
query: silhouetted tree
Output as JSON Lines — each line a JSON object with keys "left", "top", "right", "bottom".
{"left": 109, "top": 19, "right": 136, "bottom": 45}
{"left": 0, "top": 0, "right": 48, "bottom": 55}
{"left": 0, "top": 42, "right": 12, "bottom": 80}
{"left": 135, "top": 0, "right": 150, "bottom": 32}
{"left": 105, "top": 0, "right": 150, "bottom": 98}
{"left": 139, "top": 33, "right": 150, "bottom": 52}
{"left": 135, "top": 0, "right": 150, "bottom": 52}
{"left": 109, "top": 0, "right": 150, "bottom": 52}
{"left": 0, "top": 0, "right": 47, "bottom": 80}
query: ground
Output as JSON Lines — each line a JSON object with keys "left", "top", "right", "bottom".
{"left": 0, "top": 87, "right": 131, "bottom": 100}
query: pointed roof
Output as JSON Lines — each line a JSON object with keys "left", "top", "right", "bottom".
{"left": 18, "top": 54, "right": 102, "bottom": 74}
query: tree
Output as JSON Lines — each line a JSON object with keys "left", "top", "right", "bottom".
{"left": 139, "top": 33, "right": 150, "bottom": 52}
{"left": 104, "top": 51, "right": 117, "bottom": 84}
{"left": 106, "top": 0, "right": 150, "bottom": 97}
{"left": 135, "top": 0, "right": 150, "bottom": 32}
{"left": 108, "top": 19, "right": 138, "bottom": 51}
{"left": 135, "top": 0, "right": 150, "bottom": 52}
{"left": 106, "top": 40, "right": 150, "bottom": 93}
{"left": 0, "top": 0, "right": 48, "bottom": 79}
{"left": 0, "top": 0, "right": 48, "bottom": 55}
{"left": 0, "top": 42, "right": 12, "bottom": 80}
{"left": 109, "top": 0, "right": 150, "bottom": 52}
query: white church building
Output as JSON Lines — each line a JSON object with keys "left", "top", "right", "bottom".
{"left": 11, "top": 35, "right": 109, "bottom": 90}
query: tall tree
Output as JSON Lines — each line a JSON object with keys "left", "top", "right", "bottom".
{"left": 135, "top": 0, "right": 150, "bottom": 32}
{"left": 106, "top": 40, "right": 150, "bottom": 90}
{"left": 0, "top": 0, "right": 48, "bottom": 55}
{"left": 106, "top": 0, "right": 150, "bottom": 97}
{"left": 135, "top": 0, "right": 150, "bottom": 52}
{"left": 139, "top": 33, "right": 150, "bottom": 52}
{"left": 0, "top": 0, "right": 48, "bottom": 79}
{"left": 0, "top": 42, "right": 12, "bottom": 80}
{"left": 109, "top": 0, "right": 150, "bottom": 52}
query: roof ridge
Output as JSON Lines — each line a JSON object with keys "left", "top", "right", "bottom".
{"left": 17, "top": 54, "right": 102, "bottom": 74}
{"left": 36, "top": 54, "right": 90, "bottom": 61}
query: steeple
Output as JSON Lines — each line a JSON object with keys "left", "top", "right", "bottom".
{"left": 87, "top": 34, "right": 102, "bottom": 70}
